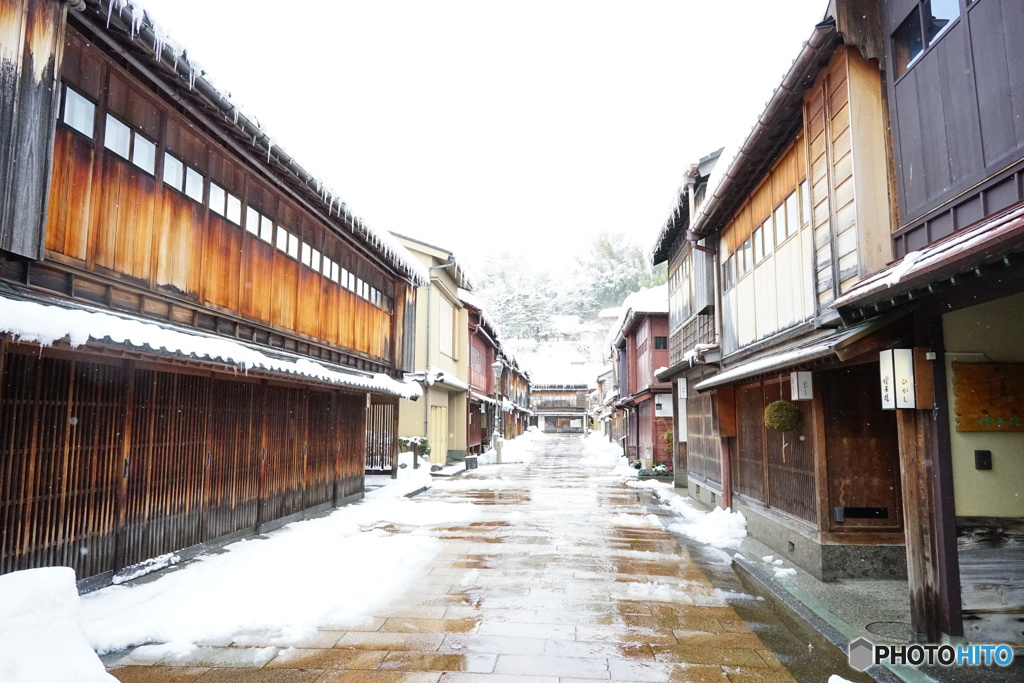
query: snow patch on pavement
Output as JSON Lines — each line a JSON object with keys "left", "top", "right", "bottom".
{"left": 80, "top": 476, "right": 482, "bottom": 654}
{"left": 0, "top": 567, "right": 117, "bottom": 683}
{"left": 631, "top": 481, "right": 748, "bottom": 549}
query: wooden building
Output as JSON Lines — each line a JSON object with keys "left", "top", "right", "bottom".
{"left": 532, "top": 384, "right": 588, "bottom": 434}
{"left": 832, "top": 0, "right": 1024, "bottom": 645}
{"left": 0, "top": 0, "right": 424, "bottom": 589}
{"left": 393, "top": 235, "right": 471, "bottom": 468}
{"left": 502, "top": 359, "right": 531, "bottom": 440}
{"left": 459, "top": 289, "right": 530, "bottom": 453}
{"left": 608, "top": 286, "right": 673, "bottom": 467}
{"left": 650, "top": 150, "right": 722, "bottom": 489}
{"left": 652, "top": 6, "right": 910, "bottom": 582}
{"left": 463, "top": 291, "right": 500, "bottom": 455}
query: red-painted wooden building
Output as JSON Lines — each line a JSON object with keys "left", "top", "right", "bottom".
{"left": 609, "top": 286, "right": 672, "bottom": 465}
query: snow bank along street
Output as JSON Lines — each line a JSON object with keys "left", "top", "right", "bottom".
{"left": 28, "top": 431, "right": 868, "bottom": 682}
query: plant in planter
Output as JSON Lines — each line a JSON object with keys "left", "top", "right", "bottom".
{"left": 651, "top": 463, "right": 672, "bottom": 477}
{"left": 398, "top": 436, "right": 431, "bottom": 457}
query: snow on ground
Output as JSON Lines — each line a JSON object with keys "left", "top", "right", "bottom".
{"left": 608, "top": 512, "right": 664, "bottom": 528}
{"left": 579, "top": 431, "right": 630, "bottom": 471}
{"left": 629, "top": 480, "right": 748, "bottom": 549}
{"left": 79, "top": 471, "right": 482, "bottom": 654}
{"left": 0, "top": 568, "right": 116, "bottom": 683}
{"left": 475, "top": 427, "right": 546, "bottom": 466}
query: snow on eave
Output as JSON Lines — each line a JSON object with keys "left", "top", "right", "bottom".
{"left": 89, "top": 0, "right": 428, "bottom": 287}
{"left": 0, "top": 296, "right": 421, "bottom": 399}
{"left": 457, "top": 287, "right": 503, "bottom": 341}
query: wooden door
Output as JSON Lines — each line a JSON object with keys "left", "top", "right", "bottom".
{"left": 429, "top": 405, "right": 448, "bottom": 466}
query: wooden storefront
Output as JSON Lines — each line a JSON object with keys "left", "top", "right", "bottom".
{"left": 0, "top": 341, "right": 373, "bottom": 588}
{"left": 0, "top": 0, "right": 421, "bottom": 586}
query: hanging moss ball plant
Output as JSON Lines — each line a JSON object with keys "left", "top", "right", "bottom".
{"left": 764, "top": 400, "right": 801, "bottom": 432}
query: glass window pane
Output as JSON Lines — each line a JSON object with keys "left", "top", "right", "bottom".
{"left": 132, "top": 134, "right": 156, "bottom": 174}
{"left": 893, "top": 7, "right": 924, "bottom": 76}
{"left": 311, "top": 249, "right": 321, "bottom": 272}
{"left": 276, "top": 226, "right": 289, "bottom": 252}
{"left": 800, "top": 180, "right": 810, "bottom": 226}
{"left": 163, "top": 153, "right": 184, "bottom": 190}
{"left": 926, "top": 0, "right": 960, "bottom": 45}
{"left": 287, "top": 233, "right": 299, "bottom": 259}
{"left": 103, "top": 114, "right": 131, "bottom": 158}
{"left": 246, "top": 207, "right": 260, "bottom": 235}
{"left": 753, "top": 227, "right": 763, "bottom": 264}
{"left": 208, "top": 183, "right": 225, "bottom": 215}
{"left": 348, "top": 272, "right": 356, "bottom": 291}
{"left": 185, "top": 167, "right": 204, "bottom": 202}
{"left": 226, "top": 194, "right": 242, "bottom": 224}
{"left": 786, "top": 192, "right": 799, "bottom": 237}
{"left": 331, "top": 262, "right": 340, "bottom": 283}
{"left": 63, "top": 87, "right": 95, "bottom": 137}
{"left": 260, "top": 216, "right": 274, "bottom": 243}
{"left": 774, "top": 204, "right": 787, "bottom": 241}
{"left": 301, "top": 242, "right": 312, "bottom": 266}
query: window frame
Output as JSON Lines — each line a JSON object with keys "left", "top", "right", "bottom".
{"left": 58, "top": 84, "right": 97, "bottom": 139}
{"left": 892, "top": 0, "right": 962, "bottom": 79}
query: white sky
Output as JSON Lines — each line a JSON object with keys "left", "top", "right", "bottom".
{"left": 135, "top": 0, "right": 827, "bottom": 271}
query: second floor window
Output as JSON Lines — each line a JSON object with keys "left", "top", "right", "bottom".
{"left": 104, "top": 114, "right": 156, "bottom": 175}
{"left": 61, "top": 85, "right": 95, "bottom": 138}
{"left": 163, "top": 152, "right": 204, "bottom": 203}
{"left": 893, "top": 0, "right": 961, "bottom": 77}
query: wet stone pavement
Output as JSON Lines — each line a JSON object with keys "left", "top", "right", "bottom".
{"left": 107, "top": 435, "right": 867, "bottom": 682}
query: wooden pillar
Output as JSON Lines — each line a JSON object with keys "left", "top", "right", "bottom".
{"left": 716, "top": 386, "right": 736, "bottom": 510}
{"left": 390, "top": 397, "right": 400, "bottom": 480}
{"left": 895, "top": 310, "right": 963, "bottom": 641}
{"left": 113, "top": 360, "right": 134, "bottom": 572}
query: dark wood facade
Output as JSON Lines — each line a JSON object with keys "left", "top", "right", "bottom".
{"left": 884, "top": 0, "right": 1024, "bottom": 258}
{"left": 0, "top": 0, "right": 419, "bottom": 586}
{"left": 829, "top": 0, "right": 1024, "bottom": 645}
{"left": 0, "top": 343, "right": 370, "bottom": 587}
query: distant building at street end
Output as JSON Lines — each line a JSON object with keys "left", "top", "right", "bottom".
{"left": 531, "top": 384, "right": 589, "bottom": 433}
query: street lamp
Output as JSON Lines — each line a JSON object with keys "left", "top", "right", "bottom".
{"left": 491, "top": 359, "right": 504, "bottom": 464}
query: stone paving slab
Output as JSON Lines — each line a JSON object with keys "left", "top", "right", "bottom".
{"left": 108, "top": 435, "right": 869, "bottom": 683}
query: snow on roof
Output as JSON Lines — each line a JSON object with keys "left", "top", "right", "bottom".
{"left": 607, "top": 285, "right": 669, "bottom": 347}
{"left": 598, "top": 307, "right": 623, "bottom": 319}
{"left": 457, "top": 287, "right": 503, "bottom": 341}
{"left": 0, "top": 295, "right": 421, "bottom": 399}
{"left": 97, "top": 0, "right": 428, "bottom": 286}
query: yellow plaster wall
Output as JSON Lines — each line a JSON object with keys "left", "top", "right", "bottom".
{"left": 944, "top": 291, "right": 1024, "bottom": 517}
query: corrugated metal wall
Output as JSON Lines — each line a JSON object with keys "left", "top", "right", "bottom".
{"left": 0, "top": 346, "right": 372, "bottom": 584}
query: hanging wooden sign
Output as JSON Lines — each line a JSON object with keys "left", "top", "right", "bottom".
{"left": 952, "top": 362, "right": 1024, "bottom": 432}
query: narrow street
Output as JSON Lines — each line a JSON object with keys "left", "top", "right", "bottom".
{"left": 105, "top": 434, "right": 864, "bottom": 682}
